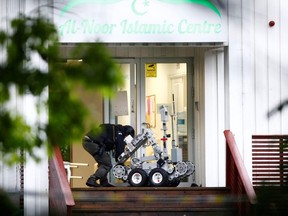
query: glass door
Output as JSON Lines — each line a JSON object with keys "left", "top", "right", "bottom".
{"left": 140, "top": 59, "right": 194, "bottom": 186}
{"left": 108, "top": 59, "right": 137, "bottom": 130}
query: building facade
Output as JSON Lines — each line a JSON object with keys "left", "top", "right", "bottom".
{"left": 1, "top": 0, "right": 288, "bottom": 215}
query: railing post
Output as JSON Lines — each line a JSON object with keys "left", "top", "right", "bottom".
{"left": 224, "top": 130, "right": 257, "bottom": 215}
{"left": 49, "top": 145, "right": 75, "bottom": 215}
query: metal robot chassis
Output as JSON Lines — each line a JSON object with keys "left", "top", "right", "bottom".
{"left": 112, "top": 127, "right": 195, "bottom": 187}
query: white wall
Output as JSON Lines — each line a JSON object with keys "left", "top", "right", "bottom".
{"left": 0, "top": 0, "right": 20, "bottom": 200}
{"left": 0, "top": 1, "right": 50, "bottom": 214}
{"left": 225, "top": 0, "right": 288, "bottom": 184}
{"left": 21, "top": 94, "right": 49, "bottom": 216}
{"left": 203, "top": 0, "right": 288, "bottom": 187}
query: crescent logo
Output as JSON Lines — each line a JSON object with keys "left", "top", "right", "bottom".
{"left": 131, "top": 0, "right": 149, "bottom": 15}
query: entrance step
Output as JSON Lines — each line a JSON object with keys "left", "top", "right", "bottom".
{"left": 72, "top": 187, "right": 236, "bottom": 215}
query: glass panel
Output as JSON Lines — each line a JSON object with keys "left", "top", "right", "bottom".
{"left": 115, "top": 63, "right": 131, "bottom": 125}
{"left": 110, "top": 63, "right": 136, "bottom": 127}
{"left": 145, "top": 63, "right": 188, "bottom": 164}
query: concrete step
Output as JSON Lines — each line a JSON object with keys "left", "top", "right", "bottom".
{"left": 72, "top": 187, "right": 237, "bottom": 215}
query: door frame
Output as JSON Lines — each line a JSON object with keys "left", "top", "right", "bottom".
{"left": 204, "top": 48, "right": 226, "bottom": 186}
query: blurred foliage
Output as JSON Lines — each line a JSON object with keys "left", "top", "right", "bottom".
{"left": 0, "top": 14, "right": 124, "bottom": 164}
{"left": 0, "top": 188, "right": 22, "bottom": 216}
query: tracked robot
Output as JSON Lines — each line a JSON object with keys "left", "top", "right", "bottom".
{"left": 112, "top": 104, "right": 195, "bottom": 187}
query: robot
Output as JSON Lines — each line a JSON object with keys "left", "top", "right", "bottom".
{"left": 112, "top": 105, "right": 195, "bottom": 187}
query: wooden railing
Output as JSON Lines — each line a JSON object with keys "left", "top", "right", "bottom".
{"left": 49, "top": 145, "right": 75, "bottom": 216}
{"left": 252, "top": 135, "right": 288, "bottom": 186}
{"left": 224, "top": 130, "right": 257, "bottom": 216}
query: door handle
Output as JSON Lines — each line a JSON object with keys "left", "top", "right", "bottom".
{"left": 131, "top": 99, "right": 135, "bottom": 113}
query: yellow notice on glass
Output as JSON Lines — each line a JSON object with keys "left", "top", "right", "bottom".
{"left": 145, "top": 63, "right": 157, "bottom": 77}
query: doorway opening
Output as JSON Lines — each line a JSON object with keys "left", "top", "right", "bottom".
{"left": 69, "top": 57, "right": 195, "bottom": 187}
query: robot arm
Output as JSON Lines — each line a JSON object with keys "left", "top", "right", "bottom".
{"left": 116, "top": 128, "right": 163, "bottom": 164}
{"left": 144, "top": 128, "right": 162, "bottom": 159}
{"left": 116, "top": 133, "right": 147, "bottom": 164}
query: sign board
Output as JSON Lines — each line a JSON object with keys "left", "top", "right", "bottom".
{"left": 53, "top": 0, "right": 227, "bottom": 43}
{"left": 146, "top": 63, "right": 157, "bottom": 77}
